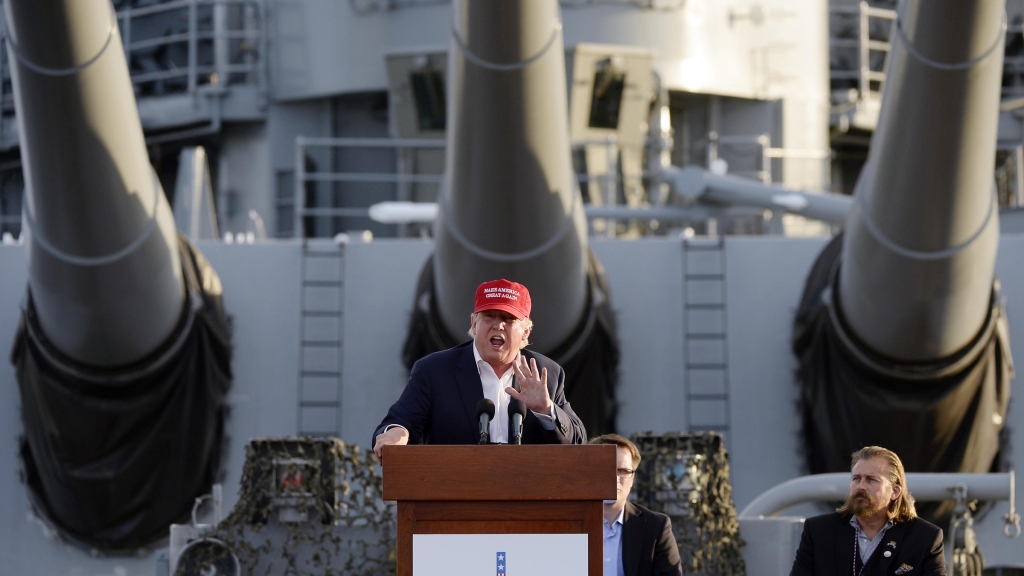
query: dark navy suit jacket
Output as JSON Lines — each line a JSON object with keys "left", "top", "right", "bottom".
{"left": 622, "top": 502, "right": 683, "bottom": 576}
{"left": 372, "top": 341, "right": 587, "bottom": 446}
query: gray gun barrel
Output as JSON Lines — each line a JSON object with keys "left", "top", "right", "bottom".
{"left": 433, "top": 0, "right": 588, "bottom": 351}
{"left": 838, "top": 0, "right": 1004, "bottom": 361}
{"left": 5, "top": 0, "right": 184, "bottom": 366}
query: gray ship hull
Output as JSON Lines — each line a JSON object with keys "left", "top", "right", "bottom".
{"left": 3, "top": 234, "right": 1023, "bottom": 573}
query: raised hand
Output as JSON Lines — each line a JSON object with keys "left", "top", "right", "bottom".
{"left": 507, "top": 356, "right": 553, "bottom": 414}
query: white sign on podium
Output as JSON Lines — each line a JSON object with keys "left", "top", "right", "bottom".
{"left": 412, "top": 533, "right": 588, "bottom": 576}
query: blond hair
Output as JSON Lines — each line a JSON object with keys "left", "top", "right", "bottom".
{"left": 589, "top": 434, "right": 641, "bottom": 469}
{"left": 468, "top": 313, "right": 533, "bottom": 348}
{"left": 836, "top": 446, "right": 917, "bottom": 522}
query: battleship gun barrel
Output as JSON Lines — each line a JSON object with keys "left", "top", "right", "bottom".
{"left": 432, "top": 0, "right": 588, "bottom": 351}
{"left": 5, "top": 0, "right": 184, "bottom": 367}
{"left": 7, "top": 0, "right": 231, "bottom": 551}
{"left": 838, "top": 0, "right": 1004, "bottom": 361}
{"left": 794, "top": 0, "right": 1012, "bottom": 523}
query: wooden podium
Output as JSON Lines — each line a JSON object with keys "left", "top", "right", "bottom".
{"left": 382, "top": 444, "right": 616, "bottom": 576}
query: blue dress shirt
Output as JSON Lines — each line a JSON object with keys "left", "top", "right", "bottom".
{"left": 604, "top": 508, "right": 626, "bottom": 576}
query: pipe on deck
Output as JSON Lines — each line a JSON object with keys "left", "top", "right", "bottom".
{"left": 5, "top": 0, "right": 184, "bottom": 367}
{"left": 665, "top": 165, "right": 853, "bottom": 225}
{"left": 838, "top": 0, "right": 1004, "bottom": 362}
{"left": 433, "top": 0, "right": 588, "bottom": 351}
{"left": 740, "top": 472, "right": 1016, "bottom": 518}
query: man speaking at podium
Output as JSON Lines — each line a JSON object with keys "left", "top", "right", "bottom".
{"left": 372, "top": 279, "right": 587, "bottom": 464}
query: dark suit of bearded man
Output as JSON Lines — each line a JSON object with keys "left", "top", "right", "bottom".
{"left": 791, "top": 446, "right": 946, "bottom": 576}
{"left": 790, "top": 512, "right": 945, "bottom": 576}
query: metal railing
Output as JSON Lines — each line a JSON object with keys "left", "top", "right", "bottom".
{"left": 0, "top": 43, "right": 11, "bottom": 117}
{"left": 344, "top": 0, "right": 687, "bottom": 12}
{"left": 709, "top": 133, "right": 774, "bottom": 183}
{"left": 0, "top": 160, "right": 23, "bottom": 239}
{"left": 0, "top": 0, "right": 266, "bottom": 109}
{"left": 829, "top": 2, "right": 895, "bottom": 102}
{"left": 1003, "top": 0, "right": 1024, "bottom": 98}
{"left": 0, "top": 211, "right": 19, "bottom": 235}
{"left": 292, "top": 137, "right": 653, "bottom": 239}
{"left": 290, "top": 136, "right": 837, "bottom": 238}
{"left": 691, "top": 132, "right": 831, "bottom": 185}
{"left": 996, "top": 144, "right": 1024, "bottom": 208}
{"left": 117, "top": 0, "right": 266, "bottom": 96}
{"left": 292, "top": 137, "right": 447, "bottom": 238}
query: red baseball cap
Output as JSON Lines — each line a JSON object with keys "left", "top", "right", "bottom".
{"left": 473, "top": 279, "right": 532, "bottom": 319}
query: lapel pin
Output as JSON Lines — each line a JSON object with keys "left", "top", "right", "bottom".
{"left": 884, "top": 551, "right": 892, "bottom": 557}
{"left": 887, "top": 541, "right": 897, "bottom": 548}
{"left": 895, "top": 563, "right": 914, "bottom": 574}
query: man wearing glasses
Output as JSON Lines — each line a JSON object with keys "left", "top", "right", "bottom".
{"left": 372, "top": 279, "right": 587, "bottom": 464}
{"left": 590, "top": 434, "right": 683, "bottom": 576}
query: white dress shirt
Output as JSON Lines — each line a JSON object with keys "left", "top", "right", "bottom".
{"left": 385, "top": 343, "right": 557, "bottom": 442}
{"left": 473, "top": 342, "right": 513, "bottom": 443}
{"left": 472, "top": 343, "right": 557, "bottom": 442}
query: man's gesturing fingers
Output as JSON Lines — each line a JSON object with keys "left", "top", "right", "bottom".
{"left": 372, "top": 426, "right": 410, "bottom": 466}
{"left": 507, "top": 356, "right": 552, "bottom": 413}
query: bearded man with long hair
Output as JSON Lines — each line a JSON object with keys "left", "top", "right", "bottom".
{"left": 790, "top": 446, "right": 946, "bottom": 576}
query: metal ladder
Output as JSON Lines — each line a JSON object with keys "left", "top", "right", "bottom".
{"left": 297, "top": 241, "right": 344, "bottom": 436}
{"left": 683, "top": 237, "right": 730, "bottom": 440}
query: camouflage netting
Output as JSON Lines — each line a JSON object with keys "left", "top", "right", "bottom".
{"left": 183, "top": 434, "right": 746, "bottom": 575}
{"left": 179, "top": 437, "right": 395, "bottom": 576}
{"left": 630, "top": 432, "right": 746, "bottom": 576}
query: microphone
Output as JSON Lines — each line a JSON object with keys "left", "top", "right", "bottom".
{"left": 476, "top": 399, "right": 496, "bottom": 444}
{"left": 508, "top": 398, "right": 527, "bottom": 445}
